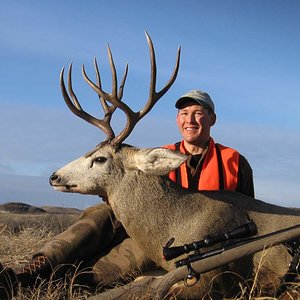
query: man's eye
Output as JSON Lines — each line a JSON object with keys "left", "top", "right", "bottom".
{"left": 94, "top": 157, "right": 107, "bottom": 163}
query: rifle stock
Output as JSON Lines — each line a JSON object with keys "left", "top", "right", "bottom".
{"left": 88, "top": 223, "right": 300, "bottom": 300}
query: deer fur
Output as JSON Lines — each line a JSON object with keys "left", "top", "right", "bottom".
{"left": 50, "top": 143, "right": 300, "bottom": 298}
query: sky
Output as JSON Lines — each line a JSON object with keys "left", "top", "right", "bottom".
{"left": 0, "top": 0, "right": 299, "bottom": 210}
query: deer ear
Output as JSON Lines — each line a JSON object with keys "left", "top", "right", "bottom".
{"left": 132, "top": 148, "right": 188, "bottom": 175}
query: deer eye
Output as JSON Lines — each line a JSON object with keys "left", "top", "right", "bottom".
{"left": 94, "top": 157, "right": 107, "bottom": 164}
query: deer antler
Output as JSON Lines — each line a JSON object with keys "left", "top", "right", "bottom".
{"left": 60, "top": 32, "right": 181, "bottom": 145}
{"left": 60, "top": 61, "right": 119, "bottom": 143}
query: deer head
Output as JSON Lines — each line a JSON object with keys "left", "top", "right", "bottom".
{"left": 49, "top": 33, "right": 187, "bottom": 198}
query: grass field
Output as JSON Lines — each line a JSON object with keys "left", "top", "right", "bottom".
{"left": 1, "top": 210, "right": 300, "bottom": 299}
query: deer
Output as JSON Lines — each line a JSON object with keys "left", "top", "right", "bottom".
{"left": 49, "top": 33, "right": 300, "bottom": 299}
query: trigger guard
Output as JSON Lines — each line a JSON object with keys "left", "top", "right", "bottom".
{"left": 184, "top": 274, "right": 199, "bottom": 287}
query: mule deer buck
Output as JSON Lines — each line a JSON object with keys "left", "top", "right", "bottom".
{"left": 50, "top": 33, "right": 300, "bottom": 299}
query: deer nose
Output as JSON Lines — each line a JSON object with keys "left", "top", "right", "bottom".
{"left": 49, "top": 172, "right": 60, "bottom": 185}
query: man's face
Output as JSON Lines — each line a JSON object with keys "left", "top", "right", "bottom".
{"left": 176, "top": 103, "right": 216, "bottom": 147}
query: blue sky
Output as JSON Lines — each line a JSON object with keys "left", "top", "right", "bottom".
{"left": 0, "top": 0, "right": 299, "bottom": 209}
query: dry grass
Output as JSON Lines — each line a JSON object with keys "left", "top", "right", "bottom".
{"left": 0, "top": 213, "right": 76, "bottom": 267}
{"left": 1, "top": 212, "right": 300, "bottom": 299}
{"left": 0, "top": 212, "right": 94, "bottom": 299}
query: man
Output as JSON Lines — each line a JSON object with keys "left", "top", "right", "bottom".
{"left": 165, "top": 89, "right": 254, "bottom": 197}
{"left": 0, "top": 90, "right": 254, "bottom": 298}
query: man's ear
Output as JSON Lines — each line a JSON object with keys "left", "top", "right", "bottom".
{"left": 176, "top": 111, "right": 180, "bottom": 126}
{"left": 210, "top": 113, "right": 217, "bottom": 126}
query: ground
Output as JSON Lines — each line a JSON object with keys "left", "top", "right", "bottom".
{"left": 1, "top": 202, "right": 300, "bottom": 299}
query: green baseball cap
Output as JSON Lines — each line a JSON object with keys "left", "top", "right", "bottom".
{"left": 175, "top": 90, "right": 215, "bottom": 113}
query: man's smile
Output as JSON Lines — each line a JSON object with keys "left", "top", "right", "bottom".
{"left": 184, "top": 126, "right": 198, "bottom": 131}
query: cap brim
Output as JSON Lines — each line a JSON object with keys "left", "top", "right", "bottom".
{"left": 175, "top": 97, "right": 200, "bottom": 109}
{"left": 175, "top": 97, "right": 212, "bottom": 111}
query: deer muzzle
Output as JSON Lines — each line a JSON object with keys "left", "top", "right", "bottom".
{"left": 49, "top": 172, "right": 77, "bottom": 192}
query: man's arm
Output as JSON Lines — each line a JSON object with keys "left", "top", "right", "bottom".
{"left": 237, "top": 155, "right": 255, "bottom": 198}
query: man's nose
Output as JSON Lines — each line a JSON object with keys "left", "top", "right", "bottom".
{"left": 186, "top": 113, "right": 196, "bottom": 123}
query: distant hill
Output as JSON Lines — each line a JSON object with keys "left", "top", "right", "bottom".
{"left": 0, "top": 202, "right": 46, "bottom": 214}
{"left": 0, "top": 202, "right": 82, "bottom": 214}
{"left": 40, "top": 206, "right": 82, "bottom": 214}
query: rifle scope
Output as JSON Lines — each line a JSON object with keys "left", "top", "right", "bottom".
{"left": 163, "top": 220, "right": 257, "bottom": 261}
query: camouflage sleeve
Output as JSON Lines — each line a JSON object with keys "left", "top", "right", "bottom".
{"left": 34, "top": 203, "right": 127, "bottom": 268}
{"left": 87, "top": 237, "right": 155, "bottom": 285}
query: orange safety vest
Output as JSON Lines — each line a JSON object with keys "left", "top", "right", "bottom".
{"left": 163, "top": 138, "right": 239, "bottom": 191}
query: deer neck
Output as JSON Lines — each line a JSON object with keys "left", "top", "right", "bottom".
{"left": 107, "top": 172, "right": 174, "bottom": 228}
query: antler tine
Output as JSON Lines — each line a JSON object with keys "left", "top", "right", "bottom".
{"left": 106, "top": 45, "right": 130, "bottom": 110}
{"left": 83, "top": 46, "right": 138, "bottom": 144}
{"left": 110, "top": 32, "right": 181, "bottom": 145}
{"left": 94, "top": 58, "right": 117, "bottom": 124}
{"left": 118, "top": 62, "right": 129, "bottom": 100}
{"left": 83, "top": 47, "right": 128, "bottom": 109}
{"left": 66, "top": 63, "right": 82, "bottom": 110}
{"left": 107, "top": 44, "right": 118, "bottom": 97}
{"left": 140, "top": 31, "right": 181, "bottom": 118}
{"left": 60, "top": 64, "right": 115, "bottom": 141}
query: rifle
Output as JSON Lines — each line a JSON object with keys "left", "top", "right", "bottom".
{"left": 89, "top": 223, "right": 300, "bottom": 300}
{"left": 162, "top": 220, "right": 258, "bottom": 285}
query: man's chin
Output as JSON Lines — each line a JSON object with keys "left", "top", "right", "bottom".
{"left": 182, "top": 137, "right": 210, "bottom": 150}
